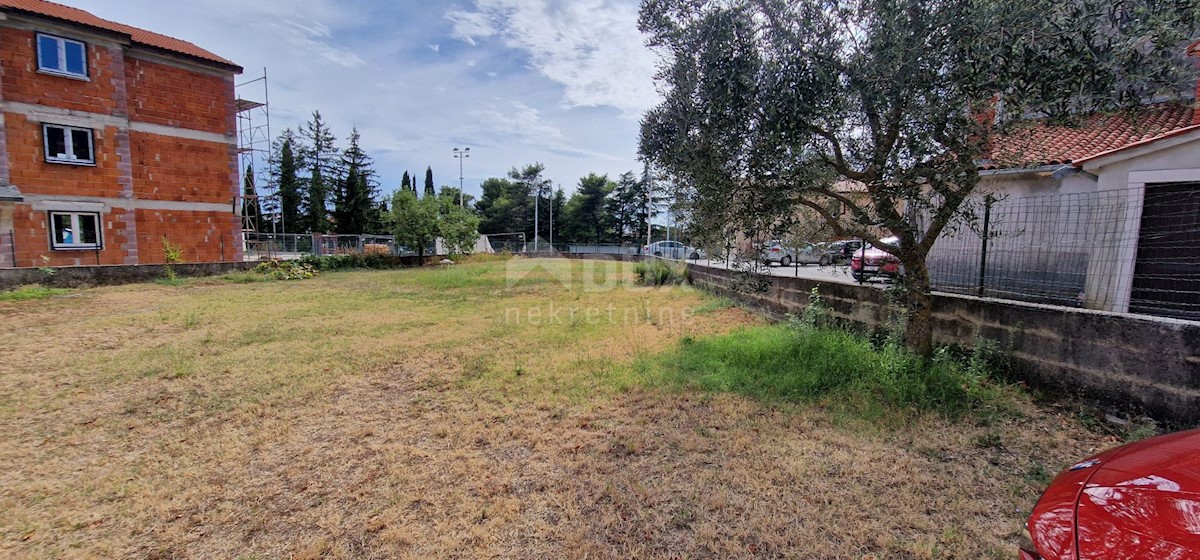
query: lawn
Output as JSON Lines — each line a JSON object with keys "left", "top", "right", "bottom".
{"left": 0, "top": 258, "right": 1114, "bottom": 559}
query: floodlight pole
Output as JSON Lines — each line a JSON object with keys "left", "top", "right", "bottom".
{"left": 452, "top": 147, "right": 469, "bottom": 208}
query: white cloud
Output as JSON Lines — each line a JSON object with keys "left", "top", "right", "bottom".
{"left": 445, "top": 10, "right": 498, "bottom": 46}
{"left": 428, "top": 43, "right": 441, "bottom": 54}
{"left": 467, "top": 100, "right": 567, "bottom": 146}
{"left": 445, "top": 0, "right": 660, "bottom": 117}
{"left": 272, "top": 18, "right": 365, "bottom": 67}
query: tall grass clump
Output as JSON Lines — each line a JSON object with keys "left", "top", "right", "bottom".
{"left": 649, "top": 319, "right": 1013, "bottom": 422}
{"left": 634, "top": 259, "right": 689, "bottom": 286}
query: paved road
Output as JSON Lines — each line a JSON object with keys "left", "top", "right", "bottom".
{"left": 686, "top": 257, "right": 896, "bottom": 289}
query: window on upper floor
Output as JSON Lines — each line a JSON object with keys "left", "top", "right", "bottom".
{"left": 43, "top": 124, "right": 95, "bottom": 165}
{"left": 49, "top": 211, "right": 102, "bottom": 250}
{"left": 37, "top": 32, "right": 88, "bottom": 79}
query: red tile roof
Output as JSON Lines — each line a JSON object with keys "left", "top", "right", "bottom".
{"left": 0, "top": 0, "right": 240, "bottom": 71}
{"left": 981, "top": 102, "right": 1196, "bottom": 170}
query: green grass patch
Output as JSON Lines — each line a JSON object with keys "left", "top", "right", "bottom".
{"left": 0, "top": 285, "right": 70, "bottom": 301}
{"left": 643, "top": 323, "right": 1014, "bottom": 422}
{"left": 692, "top": 297, "right": 737, "bottom": 314}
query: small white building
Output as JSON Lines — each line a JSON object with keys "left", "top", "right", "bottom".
{"left": 930, "top": 76, "right": 1200, "bottom": 319}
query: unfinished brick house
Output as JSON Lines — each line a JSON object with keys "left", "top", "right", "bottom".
{"left": 0, "top": 0, "right": 243, "bottom": 268}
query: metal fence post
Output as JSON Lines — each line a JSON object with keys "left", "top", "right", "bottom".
{"left": 977, "top": 194, "right": 994, "bottom": 297}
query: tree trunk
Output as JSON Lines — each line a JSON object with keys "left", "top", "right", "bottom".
{"left": 901, "top": 255, "right": 935, "bottom": 358}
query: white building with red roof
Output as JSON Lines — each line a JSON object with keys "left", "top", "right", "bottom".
{"left": 928, "top": 44, "right": 1200, "bottom": 317}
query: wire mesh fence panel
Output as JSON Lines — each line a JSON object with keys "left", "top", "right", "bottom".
{"left": 567, "top": 244, "right": 642, "bottom": 255}
{"left": 1129, "top": 182, "right": 1200, "bottom": 320}
{"left": 928, "top": 184, "right": 1200, "bottom": 321}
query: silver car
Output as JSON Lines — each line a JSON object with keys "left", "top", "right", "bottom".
{"left": 761, "top": 240, "right": 831, "bottom": 267}
{"left": 643, "top": 240, "right": 704, "bottom": 260}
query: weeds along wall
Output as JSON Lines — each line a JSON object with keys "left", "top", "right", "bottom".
{"left": 687, "top": 262, "right": 1200, "bottom": 423}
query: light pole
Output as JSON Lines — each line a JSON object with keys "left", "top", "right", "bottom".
{"left": 452, "top": 147, "right": 470, "bottom": 208}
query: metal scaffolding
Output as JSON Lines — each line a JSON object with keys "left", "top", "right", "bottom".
{"left": 236, "top": 68, "right": 275, "bottom": 258}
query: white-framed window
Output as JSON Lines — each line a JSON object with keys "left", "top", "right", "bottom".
{"left": 36, "top": 32, "right": 88, "bottom": 78}
{"left": 48, "top": 211, "right": 102, "bottom": 250}
{"left": 43, "top": 124, "right": 95, "bottom": 165}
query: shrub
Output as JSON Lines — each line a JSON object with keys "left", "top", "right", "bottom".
{"left": 162, "top": 237, "right": 184, "bottom": 280}
{"left": 634, "top": 259, "right": 689, "bottom": 286}
{"left": 253, "top": 260, "right": 318, "bottom": 280}
{"left": 296, "top": 252, "right": 412, "bottom": 271}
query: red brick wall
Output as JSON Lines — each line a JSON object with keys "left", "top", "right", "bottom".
{"left": 10, "top": 205, "right": 132, "bottom": 267}
{"left": 129, "top": 131, "right": 237, "bottom": 204}
{"left": 4, "top": 114, "right": 125, "bottom": 198}
{"left": 125, "top": 57, "right": 232, "bottom": 134}
{"left": 0, "top": 27, "right": 122, "bottom": 115}
{"left": 135, "top": 208, "right": 238, "bottom": 264}
{"left": 8, "top": 205, "right": 237, "bottom": 267}
{"left": 0, "top": 20, "right": 241, "bottom": 268}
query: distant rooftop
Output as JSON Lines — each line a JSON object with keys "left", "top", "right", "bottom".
{"left": 0, "top": 0, "right": 241, "bottom": 71}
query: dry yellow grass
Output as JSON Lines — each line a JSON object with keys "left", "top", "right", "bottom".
{"left": 0, "top": 258, "right": 1112, "bottom": 559}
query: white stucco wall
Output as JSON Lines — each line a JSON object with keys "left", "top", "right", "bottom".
{"left": 930, "top": 134, "right": 1200, "bottom": 312}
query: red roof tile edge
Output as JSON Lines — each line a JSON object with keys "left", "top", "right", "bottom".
{"left": 1071, "top": 124, "right": 1200, "bottom": 166}
{"left": 0, "top": 0, "right": 241, "bottom": 71}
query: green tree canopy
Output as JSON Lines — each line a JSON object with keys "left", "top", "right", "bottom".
{"left": 271, "top": 128, "right": 303, "bottom": 234}
{"left": 332, "top": 128, "right": 379, "bottom": 234}
{"left": 299, "top": 110, "right": 339, "bottom": 233}
{"left": 391, "top": 190, "right": 438, "bottom": 258}
{"left": 639, "top": 0, "right": 1200, "bottom": 355}
{"left": 560, "top": 173, "right": 615, "bottom": 244}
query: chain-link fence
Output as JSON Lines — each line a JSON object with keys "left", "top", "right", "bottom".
{"left": 244, "top": 233, "right": 408, "bottom": 261}
{"left": 927, "top": 184, "right": 1200, "bottom": 321}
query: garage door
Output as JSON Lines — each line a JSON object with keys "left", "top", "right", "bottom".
{"left": 1130, "top": 182, "right": 1200, "bottom": 320}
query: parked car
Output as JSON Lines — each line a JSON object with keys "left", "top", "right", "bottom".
{"left": 643, "top": 240, "right": 703, "bottom": 260}
{"left": 849, "top": 237, "right": 902, "bottom": 282}
{"left": 760, "top": 240, "right": 831, "bottom": 267}
{"left": 825, "top": 239, "right": 863, "bottom": 263}
{"left": 1020, "top": 427, "right": 1200, "bottom": 560}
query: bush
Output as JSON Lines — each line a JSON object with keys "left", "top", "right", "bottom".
{"left": 634, "top": 259, "right": 690, "bottom": 286}
{"left": 296, "top": 252, "right": 412, "bottom": 271}
{"left": 253, "top": 260, "right": 318, "bottom": 280}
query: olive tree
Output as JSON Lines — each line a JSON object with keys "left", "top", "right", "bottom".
{"left": 639, "top": 0, "right": 1198, "bottom": 355}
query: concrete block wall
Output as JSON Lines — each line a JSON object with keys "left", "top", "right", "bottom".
{"left": 688, "top": 263, "right": 1200, "bottom": 423}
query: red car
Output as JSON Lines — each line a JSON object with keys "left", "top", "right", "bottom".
{"left": 849, "top": 236, "right": 902, "bottom": 282}
{"left": 1021, "top": 427, "right": 1200, "bottom": 559}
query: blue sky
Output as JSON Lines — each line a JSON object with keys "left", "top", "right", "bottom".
{"left": 69, "top": 0, "right": 660, "bottom": 200}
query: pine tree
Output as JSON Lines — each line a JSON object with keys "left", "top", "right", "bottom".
{"left": 271, "top": 128, "right": 303, "bottom": 234}
{"left": 241, "top": 164, "right": 262, "bottom": 232}
{"left": 401, "top": 171, "right": 411, "bottom": 193}
{"left": 608, "top": 171, "right": 645, "bottom": 245}
{"left": 561, "top": 173, "right": 614, "bottom": 244}
{"left": 299, "top": 110, "right": 338, "bottom": 233}
{"left": 424, "top": 166, "right": 435, "bottom": 197}
{"left": 332, "top": 128, "right": 378, "bottom": 234}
